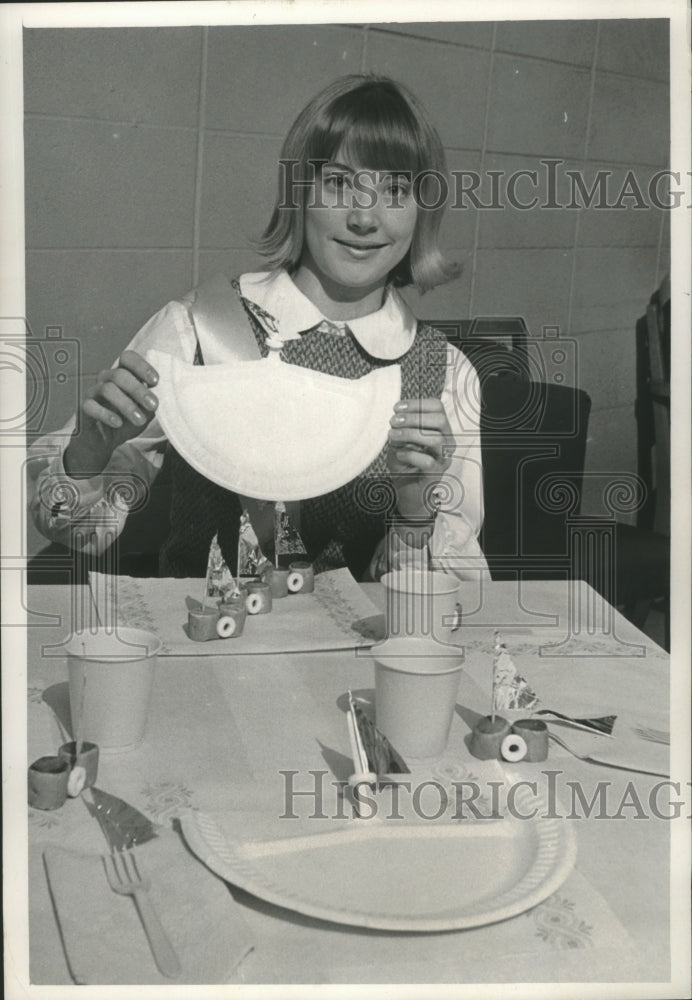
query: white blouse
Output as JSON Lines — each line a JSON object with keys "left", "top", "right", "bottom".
{"left": 27, "top": 269, "right": 489, "bottom": 581}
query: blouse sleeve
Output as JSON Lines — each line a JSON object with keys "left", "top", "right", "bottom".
{"left": 26, "top": 298, "right": 198, "bottom": 555}
{"left": 369, "top": 342, "right": 490, "bottom": 582}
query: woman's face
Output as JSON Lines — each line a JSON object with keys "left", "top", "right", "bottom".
{"left": 297, "top": 151, "right": 418, "bottom": 308}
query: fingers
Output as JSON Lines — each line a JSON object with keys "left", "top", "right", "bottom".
{"left": 391, "top": 398, "right": 450, "bottom": 434}
{"left": 389, "top": 398, "right": 454, "bottom": 471}
{"left": 82, "top": 351, "right": 159, "bottom": 432}
{"left": 389, "top": 445, "right": 440, "bottom": 473}
{"left": 82, "top": 394, "right": 126, "bottom": 429}
{"left": 393, "top": 397, "right": 447, "bottom": 417}
{"left": 96, "top": 379, "right": 152, "bottom": 428}
{"left": 119, "top": 350, "right": 159, "bottom": 388}
{"left": 389, "top": 426, "right": 446, "bottom": 458}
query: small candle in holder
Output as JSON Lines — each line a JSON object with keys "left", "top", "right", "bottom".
{"left": 188, "top": 608, "right": 220, "bottom": 642}
{"left": 288, "top": 561, "right": 314, "bottom": 593}
{"left": 245, "top": 581, "right": 272, "bottom": 615}
{"left": 217, "top": 600, "right": 247, "bottom": 638}
{"left": 469, "top": 716, "right": 511, "bottom": 760}
{"left": 511, "top": 718, "right": 549, "bottom": 762}
{"left": 28, "top": 756, "right": 70, "bottom": 811}
{"left": 58, "top": 740, "right": 100, "bottom": 790}
{"left": 267, "top": 567, "right": 290, "bottom": 598}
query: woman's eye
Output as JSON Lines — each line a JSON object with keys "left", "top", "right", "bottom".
{"left": 387, "top": 179, "right": 411, "bottom": 199}
{"left": 324, "top": 173, "right": 347, "bottom": 189}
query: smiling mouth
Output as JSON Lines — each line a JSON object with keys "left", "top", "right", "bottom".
{"left": 334, "top": 239, "right": 389, "bottom": 251}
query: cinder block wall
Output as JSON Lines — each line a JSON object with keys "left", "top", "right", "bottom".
{"left": 24, "top": 20, "right": 669, "bottom": 551}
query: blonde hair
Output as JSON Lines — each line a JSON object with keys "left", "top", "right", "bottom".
{"left": 257, "top": 74, "right": 460, "bottom": 294}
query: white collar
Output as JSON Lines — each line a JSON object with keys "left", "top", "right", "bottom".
{"left": 238, "top": 269, "right": 418, "bottom": 361}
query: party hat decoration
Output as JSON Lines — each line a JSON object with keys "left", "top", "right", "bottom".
{"left": 237, "top": 509, "right": 271, "bottom": 578}
{"left": 206, "top": 533, "right": 236, "bottom": 597}
{"left": 492, "top": 632, "right": 539, "bottom": 713}
{"left": 274, "top": 500, "right": 307, "bottom": 567}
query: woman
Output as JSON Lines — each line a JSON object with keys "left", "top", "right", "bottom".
{"left": 28, "top": 74, "right": 487, "bottom": 581}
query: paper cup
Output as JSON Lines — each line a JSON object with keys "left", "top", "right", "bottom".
{"left": 373, "top": 637, "right": 464, "bottom": 762}
{"left": 65, "top": 628, "right": 161, "bottom": 753}
{"left": 381, "top": 570, "right": 462, "bottom": 641}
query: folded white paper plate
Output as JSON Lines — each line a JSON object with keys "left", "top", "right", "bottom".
{"left": 148, "top": 349, "right": 401, "bottom": 501}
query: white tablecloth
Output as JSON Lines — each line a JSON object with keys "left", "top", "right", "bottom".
{"left": 23, "top": 579, "right": 678, "bottom": 991}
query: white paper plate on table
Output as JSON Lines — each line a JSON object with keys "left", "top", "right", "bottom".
{"left": 180, "top": 790, "right": 576, "bottom": 932}
{"left": 148, "top": 349, "right": 401, "bottom": 501}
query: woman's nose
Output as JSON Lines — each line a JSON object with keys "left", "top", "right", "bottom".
{"left": 346, "top": 203, "right": 378, "bottom": 233}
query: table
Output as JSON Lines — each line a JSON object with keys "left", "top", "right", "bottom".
{"left": 24, "top": 579, "right": 677, "bottom": 989}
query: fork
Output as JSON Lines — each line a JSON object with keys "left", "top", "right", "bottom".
{"left": 103, "top": 850, "right": 182, "bottom": 978}
{"left": 547, "top": 729, "right": 595, "bottom": 760}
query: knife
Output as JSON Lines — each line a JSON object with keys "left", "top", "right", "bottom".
{"left": 82, "top": 786, "right": 159, "bottom": 852}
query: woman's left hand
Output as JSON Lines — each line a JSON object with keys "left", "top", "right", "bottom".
{"left": 387, "top": 398, "right": 454, "bottom": 477}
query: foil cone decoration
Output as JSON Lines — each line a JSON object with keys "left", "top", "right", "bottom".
{"left": 274, "top": 501, "right": 307, "bottom": 568}
{"left": 492, "top": 632, "right": 539, "bottom": 712}
{"left": 237, "top": 509, "right": 271, "bottom": 578}
{"left": 206, "top": 532, "right": 236, "bottom": 597}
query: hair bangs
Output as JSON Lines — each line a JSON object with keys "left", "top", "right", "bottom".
{"left": 307, "top": 85, "right": 425, "bottom": 176}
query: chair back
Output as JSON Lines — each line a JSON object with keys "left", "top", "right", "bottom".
{"left": 427, "top": 317, "right": 592, "bottom": 580}
{"left": 634, "top": 276, "right": 670, "bottom": 535}
{"left": 480, "top": 378, "right": 592, "bottom": 579}
{"left": 425, "top": 316, "right": 531, "bottom": 384}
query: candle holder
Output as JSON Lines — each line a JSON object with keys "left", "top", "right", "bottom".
{"left": 511, "top": 718, "right": 549, "bottom": 762}
{"left": 188, "top": 607, "right": 220, "bottom": 642}
{"left": 288, "top": 561, "right": 314, "bottom": 593}
{"left": 217, "top": 597, "right": 247, "bottom": 638}
{"left": 28, "top": 755, "right": 69, "bottom": 810}
{"left": 267, "top": 567, "right": 290, "bottom": 598}
{"left": 469, "top": 716, "right": 511, "bottom": 760}
{"left": 245, "top": 580, "right": 272, "bottom": 615}
{"left": 58, "top": 740, "right": 100, "bottom": 789}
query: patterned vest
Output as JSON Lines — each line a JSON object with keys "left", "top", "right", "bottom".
{"left": 159, "top": 283, "right": 448, "bottom": 579}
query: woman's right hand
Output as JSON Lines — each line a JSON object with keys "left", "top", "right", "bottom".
{"left": 63, "top": 350, "right": 160, "bottom": 479}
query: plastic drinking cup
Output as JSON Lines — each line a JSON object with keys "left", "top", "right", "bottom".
{"left": 373, "top": 636, "right": 465, "bottom": 762}
{"left": 65, "top": 628, "right": 161, "bottom": 753}
{"left": 381, "top": 570, "right": 462, "bottom": 641}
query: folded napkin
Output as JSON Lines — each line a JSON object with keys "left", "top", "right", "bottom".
{"left": 43, "top": 826, "right": 254, "bottom": 985}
